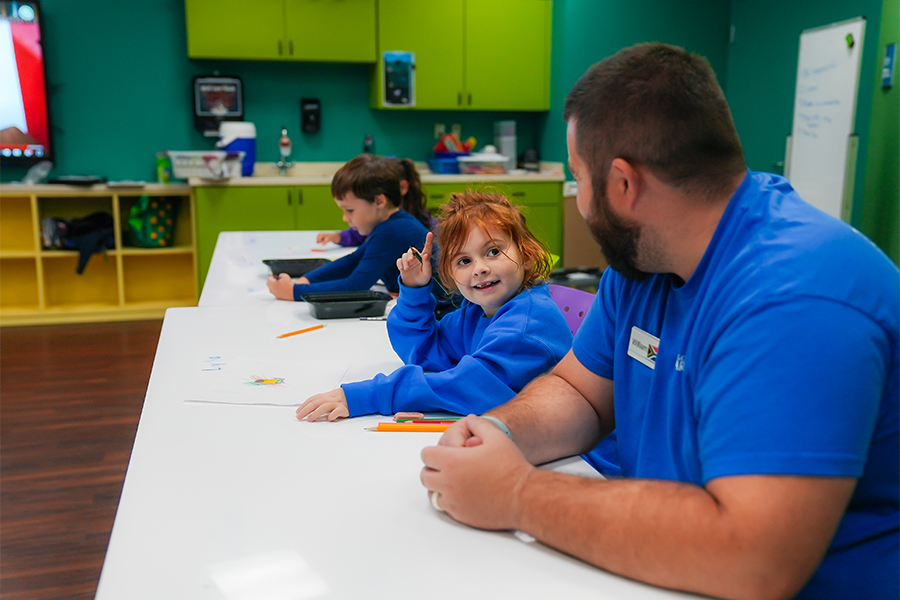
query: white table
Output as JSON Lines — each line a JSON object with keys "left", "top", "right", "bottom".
{"left": 199, "top": 231, "right": 355, "bottom": 307}
{"left": 96, "top": 302, "right": 700, "bottom": 599}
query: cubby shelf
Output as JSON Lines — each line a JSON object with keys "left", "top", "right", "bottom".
{"left": 0, "top": 184, "right": 197, "bottom": 326}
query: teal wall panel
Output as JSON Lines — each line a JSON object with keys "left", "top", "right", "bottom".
{"left": 1, "top": 0, "right": 544, "bottom": 182}
{"left": 537, "top": 0, "right": 733, "bottom": 170}
{"left": 725, "top": 0, "right": 883, "bottom": 230}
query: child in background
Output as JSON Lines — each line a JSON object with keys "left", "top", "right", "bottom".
{"left": 315, "top": 156, "right": 432, "bottom": 247}
{"left": 296, "top": 190, "right": 572, "bottom": 421}
{"left": 267, "top": 154, "right": 434, "bottom": 301}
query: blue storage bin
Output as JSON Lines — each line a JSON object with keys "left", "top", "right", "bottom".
{"left": 427, "top": 157, "right": 460, "bottom": 174}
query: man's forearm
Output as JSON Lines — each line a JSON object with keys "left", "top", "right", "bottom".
{"left": 488, "top": 371, "right": 607, "bottom": 465}
{"left": 512, "top": 471, "right": 853, "bottom": 600}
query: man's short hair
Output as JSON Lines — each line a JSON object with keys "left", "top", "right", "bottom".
{"left": 563, "top": 43, "right": 746, "bottom": 200}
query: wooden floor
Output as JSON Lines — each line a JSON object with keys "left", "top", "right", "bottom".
{"left": 0, "top": 319, "right": 162, "bottom": 600}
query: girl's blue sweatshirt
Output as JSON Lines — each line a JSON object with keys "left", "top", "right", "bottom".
{"left": 342, "top": 281, "right": 572, "bottom": 416}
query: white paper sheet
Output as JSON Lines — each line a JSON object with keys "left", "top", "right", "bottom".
{"left": 185, "top": 356, "right": 350, "bottom": 406}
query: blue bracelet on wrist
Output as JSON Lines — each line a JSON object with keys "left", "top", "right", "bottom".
{"left": 481, "top": 415, "right": 513, "bottom": 442}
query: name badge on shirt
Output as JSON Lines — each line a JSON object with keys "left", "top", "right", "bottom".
{"left": 628, "top": 326, "right": 660, "bottom": 370}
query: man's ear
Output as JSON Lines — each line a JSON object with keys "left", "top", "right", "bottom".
{"left": 608, "top": 158, "right": 641, "bottom": 214}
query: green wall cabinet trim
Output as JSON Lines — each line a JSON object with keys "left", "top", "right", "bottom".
{"left": 422, "top": 181, "right": 563, "bottom": 257}
{"left": 195, "top": 185, "right": 346, "bottom": 287}
{"left": 186, "top": 0, "right": 376, "bottom": 62}
{"left": 372, "top": 0, "right": 551, "bottom": 111}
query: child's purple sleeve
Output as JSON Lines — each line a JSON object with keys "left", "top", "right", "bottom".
{"left": 339, "top": 228, "right": 367, "bottom": 247}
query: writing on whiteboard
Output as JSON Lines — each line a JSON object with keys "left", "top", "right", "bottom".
{"left": 787, "top": 17, "right": 865, "bottom": 221}
{"left": 795, "top": 59, "right": 843, "bottom": 139}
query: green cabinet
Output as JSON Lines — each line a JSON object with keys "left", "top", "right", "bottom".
{"left": 422, "top": 181, "right": 562, "bottom": 257}
{"left": 186, "top": 0, "right": 376, "bottom": 62}
{"left": 195, "top": 185, "right": 345, "bottom": 287}
{"left": 372, "top": 0, "right": 551, "bottom": 111}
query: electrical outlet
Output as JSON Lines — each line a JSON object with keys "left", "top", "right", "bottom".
{"left": 451, "top": 124, "right": 462, "bottom": 137}
{"left": 434, "top": 123, "right": 446, "bottom": 139}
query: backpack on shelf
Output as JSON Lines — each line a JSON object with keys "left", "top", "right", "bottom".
{"left": 126, "top": 195, "right": 179, "bottom": 248}
{"left": 40, "top": 211, "right": 115, "bottom": 274}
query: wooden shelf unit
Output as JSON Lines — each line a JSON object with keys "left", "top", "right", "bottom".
{"left": 0, "top": 184, "right": 197, "bottom": 326}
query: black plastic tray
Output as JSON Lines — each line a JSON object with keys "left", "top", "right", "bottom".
{"left": 263, "top": 258, "right": 330, "bottom": 278}
{"left": 300, "top": 291, "right": 392, "bottom": 319}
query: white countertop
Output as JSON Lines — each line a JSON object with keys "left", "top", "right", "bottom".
{"left": 190, "top": 161, "right": 565, "bottom": 187}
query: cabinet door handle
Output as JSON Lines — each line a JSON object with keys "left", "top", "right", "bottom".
{"left": 289, "top": 40, "right": 293, "bottom": 55}
{"left": 278, "top": 40, "right": 283, "bottom": 56}
{"left": 511, "top": 192, "right": 526, "bottom": 198}
{"left": 468, "top": 92, "right": 472, "bottom": 106}
{"left": 297, "top": 189, "right": 303, "bottom": 205}
{"left": 429, "top": 194, "right": 444, "bottom": 200}
{"left": 287, "top": 190, "right": 292, "bottom": 205}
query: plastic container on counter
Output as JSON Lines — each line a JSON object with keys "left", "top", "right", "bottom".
{"left": 456, "top": 151, "right": 509, "bottom": 175}
{"left": 168, "top": 151, "right": 244, "bottom": 180}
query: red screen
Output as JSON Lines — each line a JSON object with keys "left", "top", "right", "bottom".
{"left": 0, "top": 2, "right": 50, "bottom": 163}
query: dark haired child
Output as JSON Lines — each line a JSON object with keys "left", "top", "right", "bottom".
{"left": 315, "top": 156, "right": 433, "bottom": 247}
{"left": 267, "top": 154, "right": 434, "bottom": 300}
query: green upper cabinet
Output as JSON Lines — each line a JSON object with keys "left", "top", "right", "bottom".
{"left": 465, "top": 0, "right": 551, "bottom": 111}
{"left": 372, "top": 0, "right": 551, "bottom": 111}
{"left": 186, "top": 0, "right": 284, "bottom": 60}
{"left": 372, "top": 1, "right": 465, "bottom": 110}
{"left": 185, "top": 0, "right": 376, "bottom": 62}
{"left": 284, "top": 0, "right": 375, "bottom": 62}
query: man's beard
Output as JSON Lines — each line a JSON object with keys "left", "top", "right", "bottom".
{"left": 585, "top": 184, "right": 650, "bottom": 281}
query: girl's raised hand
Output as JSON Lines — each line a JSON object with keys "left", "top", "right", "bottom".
{"left": 397, "top": 231, "right": 434, "bottom": 288}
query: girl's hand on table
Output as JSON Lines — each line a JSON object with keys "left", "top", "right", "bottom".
{"left": 297, "top": 388, "right": 349, "bottom": 422}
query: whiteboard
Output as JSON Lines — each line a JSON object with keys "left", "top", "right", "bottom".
{"left": 785, "top": 17, "right": 865, "bottom": 220}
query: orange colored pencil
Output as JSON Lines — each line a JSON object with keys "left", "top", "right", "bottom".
{"left": 367, "top": 422, "right": 452, "bottom": 432}
{"left": 276, "top": 324, "right": 324, "bottom": 338}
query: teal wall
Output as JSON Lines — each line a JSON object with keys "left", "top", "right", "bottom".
{"left": 539, "top": 0, "right": 733, "bottom": 170}
{"left": 1, "top": 0, "right": 545, "bottom": 182}
{"left": 725, "top": 0, "right": 883, "bottom": 232}
{"left": 540, "top": 0, "right": 893, "bottom": 260}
